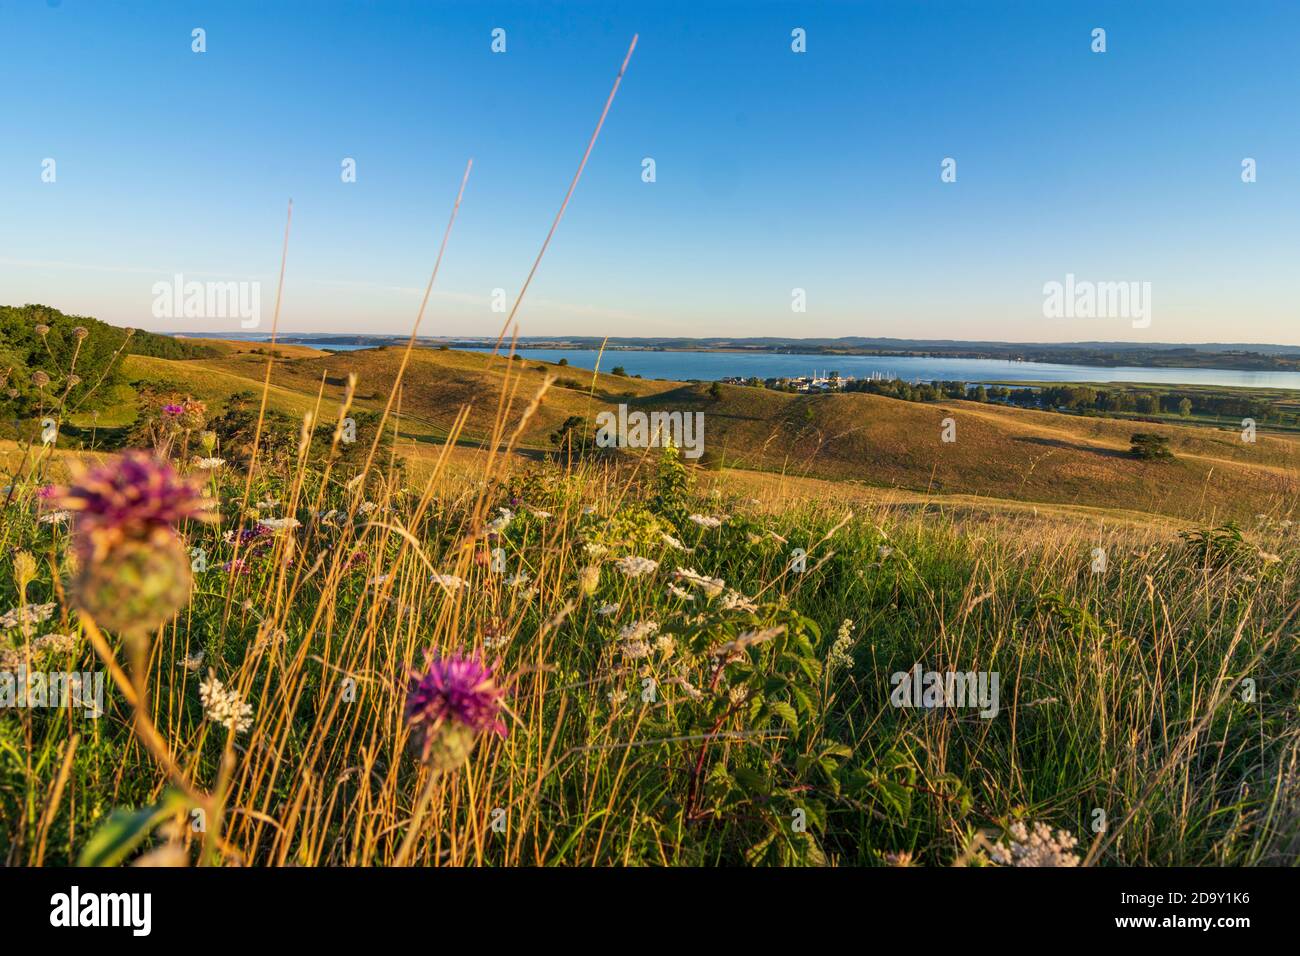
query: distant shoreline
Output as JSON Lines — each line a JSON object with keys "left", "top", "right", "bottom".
{"left": 173, "top": 332, "right": 1300, "bottom": 374}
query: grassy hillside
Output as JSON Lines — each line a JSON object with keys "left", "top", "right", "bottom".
{"left": 111, "top": 342, "right": 1300, "bottom": 524}
{"left": 3, "top": 319, "right": 1298, "bottom": 870}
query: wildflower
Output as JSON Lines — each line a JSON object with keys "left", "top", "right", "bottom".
{"left": 32, "top": 632, "right": 77, "bottom": 656}
{"left": 618, "top": 620, "right": 660, "bottom": 643}
{"left": 720, "top": 589, "right": 758, "bottom": 613}
{"left": 621, "top": 640, "right": 651, "bottom": 661}
{"left": 486, "top": 508, "right": 513, "bottom": 534}
{"left": 162, "top": 403, "right": 185, "bottom": 417}
{"left": 199, "top": 430, "right": 218, "bottom": 454}
{"left": 607, "top": 689, "right": 628, "bottom": 705}
{"left": 578, "top": 565, "right": 601, "bottom": 596}
{"left": 72, "top": 326, "right": 89, "bottom": 340}
{"left": 673, "top": 677, "right": 703, "bottom": 701}
{"left": 687, "top": 514, "right": 722, "bottom": 529}
{"left": 614, "top": 555, "right": 659, "bottom": 577}
{"left": 357, "top": 500, "right": 377, "bottom": 515}
{"left": 199, "top": 672, "right": 254, "bottom": 734}
{"left": 12, "top": 551, "right": 38, "bottom": 592}
{"left": 989, "top": 821, "right": 1080, "bottom": 867}
{"left": 527, "top": 508, "right": 552, "bottom": 520}
{"left": 828, "top": 619, "right": 855, "bottom": 671}
{"left": 256, "top": 498, "right": 281, "bottom": 510}
{"left": 596, "top": 603, "right": 620, "bottom": 617}
{"left": 257, "top": 517, "right": 300, "bottom": 533}
{"left": 673, "top": 567, "right": 725, "bottom": 598}
{"left": 666, "top": 584, "right": 695, "bottom": 601}
{"left": 44, "top": 452, "right": 212, "bottom": 633}
{"left": 47, "top": 451, "right": 213, "bottom": 556}
{"left": 0, "top": 602, "right": 58, "bottom": 631}
{"left": 660, "top": 532, "right": 692, "bottom": 551}
{"left": 193, "top": 457, "right": 225, "bottom": 470}
{"left": 67, "top": 374, "right": 81, "bottom": 387}
{"left": 654, "top": 633, "right": 676, "bottom": 658}
{"left": 184, "top": 650, "right": 205, "bottom": 672}
{"left": 878, "top": 545, "right": 894, "bottom": 560}
{"left": 431, "top": 573, "right": 469, "bottom": 591}
{"left": 35, "top": 324, "right": 50, "bottom": 336}
{"left": 32, "top": 371, "right": 50, "bottom": 388}
{"left": 883, "top": 851, "right": 915, "bottom": 867}
{"left": 405, "top": 652, "right": 508, "bottom": 771}
{"left": 506, "top": 571, "right": 532, "bottom": 588}
{"left": 38, "top": 510, "right": 71, "bottom": 525}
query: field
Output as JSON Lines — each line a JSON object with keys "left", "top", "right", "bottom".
{"left": 2, "top": 321, "right": 1298, "bottom": 868}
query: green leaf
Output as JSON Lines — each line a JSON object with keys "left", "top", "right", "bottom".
{"left": 78, "top": 789, "right": 192, "bottom": 867}
{"left": 768, "top": 699, "right": 799, "bottom": 730}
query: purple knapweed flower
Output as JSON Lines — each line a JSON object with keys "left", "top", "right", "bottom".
{"left": 44, "top": 453, "right": 215, "bottom": 635}
{"left": 47, "top": 451, "right": 214, "bottom": 557}
{"left": 162, "top": 403, "right": 185, "bottom": 416}
{"left": 405, "top": 651, "right": 508, "bottom": 771}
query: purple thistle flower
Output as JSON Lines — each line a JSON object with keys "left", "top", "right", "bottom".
{"left": 162, "top": 404, "right": 185, "bottom": 416}
{"left": 47, "top": 451, "right": 214, "bottom": 558}
{"left": 405, "top": 652, "right": 507, "bottom": 770}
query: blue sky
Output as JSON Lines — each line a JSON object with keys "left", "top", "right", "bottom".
{"left": 2, "top": 0, "right": 1298, "bottom": 343}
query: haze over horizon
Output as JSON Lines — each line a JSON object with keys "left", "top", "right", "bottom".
{"left": 3, "top": 1, "right": 1298, "bottom": 345}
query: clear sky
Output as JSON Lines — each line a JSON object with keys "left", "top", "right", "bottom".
{"left": 2, "top": 0, "right": 1298, "bottom": 344}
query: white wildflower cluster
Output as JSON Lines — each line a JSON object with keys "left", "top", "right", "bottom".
{"left": 618, "top": 620, "right": 660, "bottom": 643}
{"left": 595, "top": 602, "right": 620, "bottom": 617}
{"left": 660, "top": 532, "right": 692, "bottom": 551}
{"left": 431, "top": 573, "right": 469, "bottom": 591}
{"left": 256, "top": 498, "right": 280, "bottom": 510}
{"left": 673, "top": 567, "right": 725, "bottom": 598}
{"left": 614, "top": 555, "right": 659, "bottom": 577}
{"left": 719, "top": 589, "right": 757, "bottom": 613}
{"left": 199, "top": 674, "right": 254, "bottom": 735}
{"left": 258, "top": 517, "right": 301, "bottom": 532}
{"left": 506, "top": 571, "right": 532, "bottom": 588}
{"left": 666, "top": 584, "right": 694, "bottom": 601}
{"left": 989, "top": 821, "right": 1080, "bottom": 867}
{"left": 0, "top": 602, "right": 58, "bottom": 631}
{"left": 0, "top": 631, "right": 78, "bottom": 670}
{"left": 828, "top": 619, "right": 855, "bottom": 671}
{"left": 687, "top": 514, "right": 722, "bottom": 529}
{"left": 193, "top": 457, "right": 226, "bottom": 469}
{"left": 487, "top": 507, "right": 513, "bottom": 534}
{"left": 31, "top": 632, "right": 76, "bottom": 656}
{"left": 38, "top": 511, "right": 71, "bottom": 525}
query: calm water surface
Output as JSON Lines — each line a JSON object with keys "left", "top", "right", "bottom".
{"left": 292, "top": 342, "right": 1300, "bottom": 389}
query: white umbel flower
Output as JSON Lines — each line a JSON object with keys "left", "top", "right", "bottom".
{"left": 990, "top": 821, "right": 1080, "bottom": 867}
{"left": 199, "top": 673, "right": 254, "bottom": 735}
{"left": 614, "top": 555, "right": 659, "bottom": 577}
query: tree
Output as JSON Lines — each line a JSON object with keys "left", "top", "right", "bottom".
{"left": 1178, "top": 397, "right": 1193, "bottom": 417}
{"left": 1130, "top": 433, "right": 1174, "bottom": 461}
{"left": 549, "top": 415, "right": 600, "bottom": 459}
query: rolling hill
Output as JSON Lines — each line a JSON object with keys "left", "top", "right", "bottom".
{"left": 106, "top": 340, "right": 1300, "bottom": 524}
